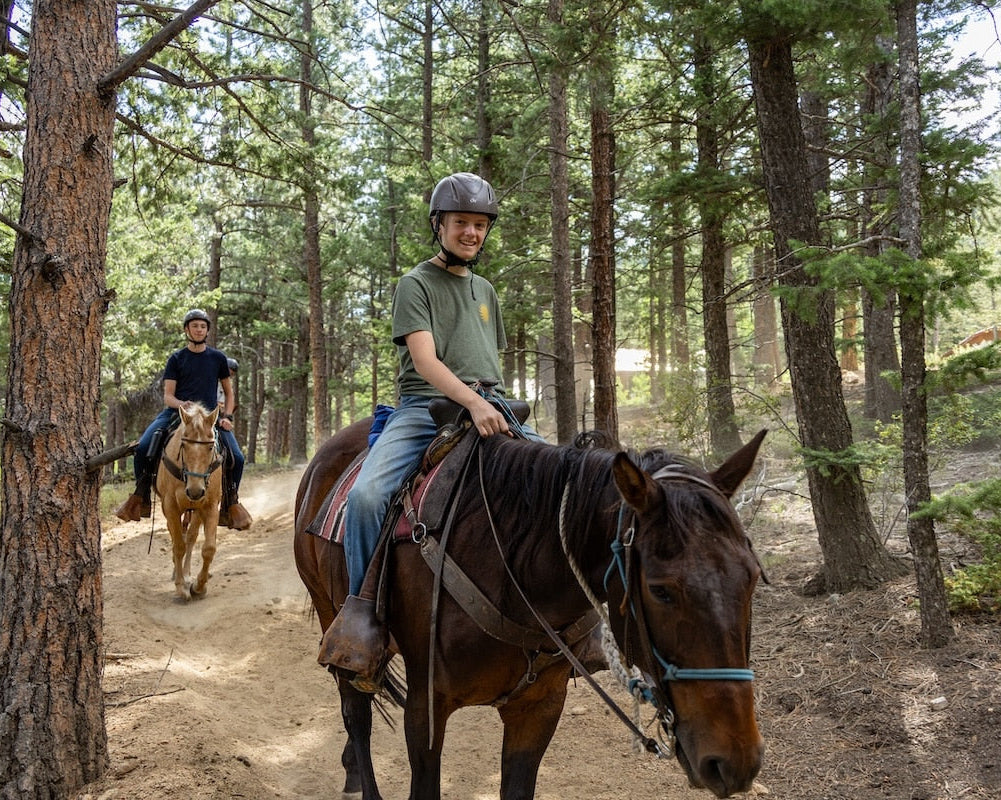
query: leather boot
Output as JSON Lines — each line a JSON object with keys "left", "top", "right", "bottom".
{"left": 114, "top": 493, "right": 150, "bottom": 522}
{"left": 225, "top": 502, "right": 252, "bottom": 530}
{"left": 318, "top": 595, "right": 388, "bottom": 692}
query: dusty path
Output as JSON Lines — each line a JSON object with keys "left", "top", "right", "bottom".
{"left": 79, "top": 468, "right": 708, "bottom": 800}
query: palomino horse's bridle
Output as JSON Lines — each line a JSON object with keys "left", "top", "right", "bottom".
{"left": 160, "top": 428, "right": 223, "bottom": 487}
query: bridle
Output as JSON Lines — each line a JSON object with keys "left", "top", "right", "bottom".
{"left": 161, "top": 428, "right": 222, "bottom": 485}
{"left": 557, "top": 465, "right": 755, "bottom": 756}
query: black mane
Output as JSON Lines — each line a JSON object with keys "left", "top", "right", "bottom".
{"left": 470, "top": 435, "right": 743, "bottom": 560}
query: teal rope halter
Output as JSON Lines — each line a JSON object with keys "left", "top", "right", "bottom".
{"left": 604, "top": 511, "right": 754, "bottom": 684}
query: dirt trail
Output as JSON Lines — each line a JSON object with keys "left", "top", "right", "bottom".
{"left": 80, "top": 468, "right": 708, "bottom": 800}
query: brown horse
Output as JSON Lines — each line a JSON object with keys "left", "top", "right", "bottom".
{"left": 157, "top": 403, "right": 224, "bottom": 600}
{"left": 294, "top": 420, "right": 766, "bottom": 799}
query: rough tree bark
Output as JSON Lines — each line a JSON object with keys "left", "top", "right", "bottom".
{"left": 694, "top": 32, "right": 741, "bottom": 457}
{"left": 0, "top": 4, "right": 220, "bottom": 796}
{"left": 862, "top": 34, "right": 902, "bottom": 422}
{"left": 588, "top": 7, "right": 618, "bottom": 442}
{"left": 548, "top": 0, "right": 578, "bottom": 444}
{"left": 744, "top": 28, "right": 905, "bottom": 592}
{"left": 301, "top": 0, "right": 330, "bottom": 445}
{"left": 895, "top": 0, "right": 954, "bottom": 647}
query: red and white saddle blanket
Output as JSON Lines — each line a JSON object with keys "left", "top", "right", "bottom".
{"left": 305, "top": 433, "right": 470, "bottom": 545}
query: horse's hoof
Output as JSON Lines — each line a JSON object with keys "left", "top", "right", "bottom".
{"left": 190, "top": 584, "right": 207, "bottom": 598}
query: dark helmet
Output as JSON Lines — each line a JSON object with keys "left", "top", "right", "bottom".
{"left": 429, "top": 172, "right": 498, "bottom": 223}
{"left": 183, "top": 308, "right": 211, "bottom": 328}
{"left": 226, "top": 357, "right": 238, "bottom": 372}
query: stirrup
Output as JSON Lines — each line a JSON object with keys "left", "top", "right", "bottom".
{"left": 318, "top": 595, "right": 388, "bottom": 680}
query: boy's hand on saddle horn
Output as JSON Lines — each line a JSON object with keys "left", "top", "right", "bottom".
{"left": 468, "top": 396, "right": 511, "bottom": 438}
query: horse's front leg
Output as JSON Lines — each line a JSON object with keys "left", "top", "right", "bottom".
{"left": 191, "top": 512, "right": 216, "bottom": 596}
{"left": 496, "top": 670, "right": 570, "bottom": 800}
{"left": 404, "top": 684, "right": 450, "bottom": 800}
{"left": 181, "top": 510, "right": 197, "bottom": 584}
{"left": 165, "top": 508, "right": 192, "bottom": 601}
{"left": 337, "top": 674, "right": 383, "bottom": 799}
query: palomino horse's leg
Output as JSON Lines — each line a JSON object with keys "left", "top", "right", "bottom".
{"left": 337, "top": 677, "right": 383, "bottom": 799}
{"left": 496, "top": 671, "right": 570, "bottom": 800}
{"left": 181, "top": 510, "right": 196, "bottom": 586}
{"left": 166, "top": 510, "right": 192, "bottom": 601}
{"left": 190, "top": 513, "right": 216, "bottom": 596}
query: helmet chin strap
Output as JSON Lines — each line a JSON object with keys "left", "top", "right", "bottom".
{"left": 431, "top": 217, "right": 492, "bottom": 268}
{"left": 439, "top": 245, "right": 481, "bottom": 267}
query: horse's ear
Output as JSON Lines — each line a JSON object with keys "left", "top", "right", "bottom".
{"left": 179, "top": 405, "right": 193, "bottom": 425}
{"left": 612, "top": 452, "right": 658, "bottom": 513}
{"left": 208, "top": 405, "right": 220, "bottom": 424}
{"left": 710, "top": 429, "right": 766, "bottom": 498}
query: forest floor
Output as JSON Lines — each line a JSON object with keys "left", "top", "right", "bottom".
{"left": 76, "top": 436, "right": 1001, "bottom": 800}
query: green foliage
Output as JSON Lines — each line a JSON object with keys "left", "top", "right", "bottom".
{"left": 934, "top": 343, "right": 1001, "bottom": 393}
{"left": 0, "top": 0, "right": 997, "bottom": 462}
{"left": 798, "top": 440, "right": 887, "bottom": 483}
{"left": 919, "top": 480, "right": 1001, "bottom": 613}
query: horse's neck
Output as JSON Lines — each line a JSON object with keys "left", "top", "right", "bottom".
{"left": 556, "top": 476, "right": 621, "bottom": 604}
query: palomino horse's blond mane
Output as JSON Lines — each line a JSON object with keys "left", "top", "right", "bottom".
{"left": 156, "top": 403, "right": 223, "bottom": 600}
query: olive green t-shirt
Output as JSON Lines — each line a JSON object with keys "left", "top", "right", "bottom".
{"left": 392, "top": 261, "right": 507, "bottom": 397}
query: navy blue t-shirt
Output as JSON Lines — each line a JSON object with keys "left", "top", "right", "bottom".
{"left": 163, "top": 347, "right": 230, "bottom": 411}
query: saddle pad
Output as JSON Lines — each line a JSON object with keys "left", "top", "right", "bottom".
{"left": 305, "top": 452, "right": 366, "bottom": 542}
{"left": 306, "top": 454, "right": 448, "bottom": 544}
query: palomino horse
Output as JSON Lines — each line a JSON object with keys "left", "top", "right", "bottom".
{"left": 294, "top": 420, "right": 766, "bottom": 799}
{"left": 157, "top": 403, "right": 224, "bottom": 600}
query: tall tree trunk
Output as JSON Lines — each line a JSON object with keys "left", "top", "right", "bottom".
{"left": 208, "top": 217, "right": 223, "bottom": 344}
{"left": 422, "top": 0, "right": 433, "bottom": 168}
{"left": 669, "top": 128, "right": 690, "bottom": 371}
{"left": 301, "top": 0, "right": 329, "bottom": 443}
{"left": 246, "top": 331, "right": 262, "bottom": 462}
{"left": 745, "top": 30, "right": 905, "bottom": 592}
{"left": 0, "top": 2, "right": 118, "bottom": 794}
{"left": 840, "top": 290, "right": 860, "bottom": 372}
{"left": 573, "top": 241, "right": 593, "bottom": 429}
{"left": 649, "top": 196, "right": 668, "bottom": 404}
{"left": 476, "top": 0, "right": 493, "bottom": 179}
{"left": 694, "top": 33, "right": 741, "bottom": 457}
{"left": 548, "top": 0, "right": 577, "bottom": 443}
{"left": 752, "top": 245, "right": 780, "bottom": 384}
{"left": 589, "top": 9, "right": 618, "bottom": 441}
{"left": 895, "top": 0, "right": 954, "bottom": 647}
{"left": 290, "top": 311, "right": 309, "bottom": 462}
{"left": 862, "top": 34, "right": 902, "bottom": 421}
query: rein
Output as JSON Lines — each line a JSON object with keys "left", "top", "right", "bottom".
{"left": 475, "top": 449, "right": 672, "bottom": 759}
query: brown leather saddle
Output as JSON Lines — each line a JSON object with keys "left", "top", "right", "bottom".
{"left": 305, "top": 398, "right": 530, "bottom": 545}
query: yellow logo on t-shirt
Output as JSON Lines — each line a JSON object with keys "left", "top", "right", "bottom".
{"left": 479, "top": 303, "right": 489, "bottom": 323}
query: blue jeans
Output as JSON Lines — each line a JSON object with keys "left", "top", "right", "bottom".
{"left": 134, "top": 408, "right": 245, "bottom": 498}
{"left": 343, "top": 395, "right": 542, "bottom": 595}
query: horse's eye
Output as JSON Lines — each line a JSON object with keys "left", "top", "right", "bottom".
{"left": 649, "top": 584, "right": 675, "bottom": 604}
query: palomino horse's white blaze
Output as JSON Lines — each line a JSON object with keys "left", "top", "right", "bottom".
{"left": 156, "top": 404, "right": 223, "bottom": 600}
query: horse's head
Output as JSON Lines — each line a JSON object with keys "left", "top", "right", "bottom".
{"left": 606, "top": 430, "right": 766, "bottom": 798}
{"left": 175, "top": 404, "right": 222, "bottom": 502}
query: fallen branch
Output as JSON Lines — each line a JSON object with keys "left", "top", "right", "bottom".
{"left": 86, "top": 440, "right": 138, "bottom": 472}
